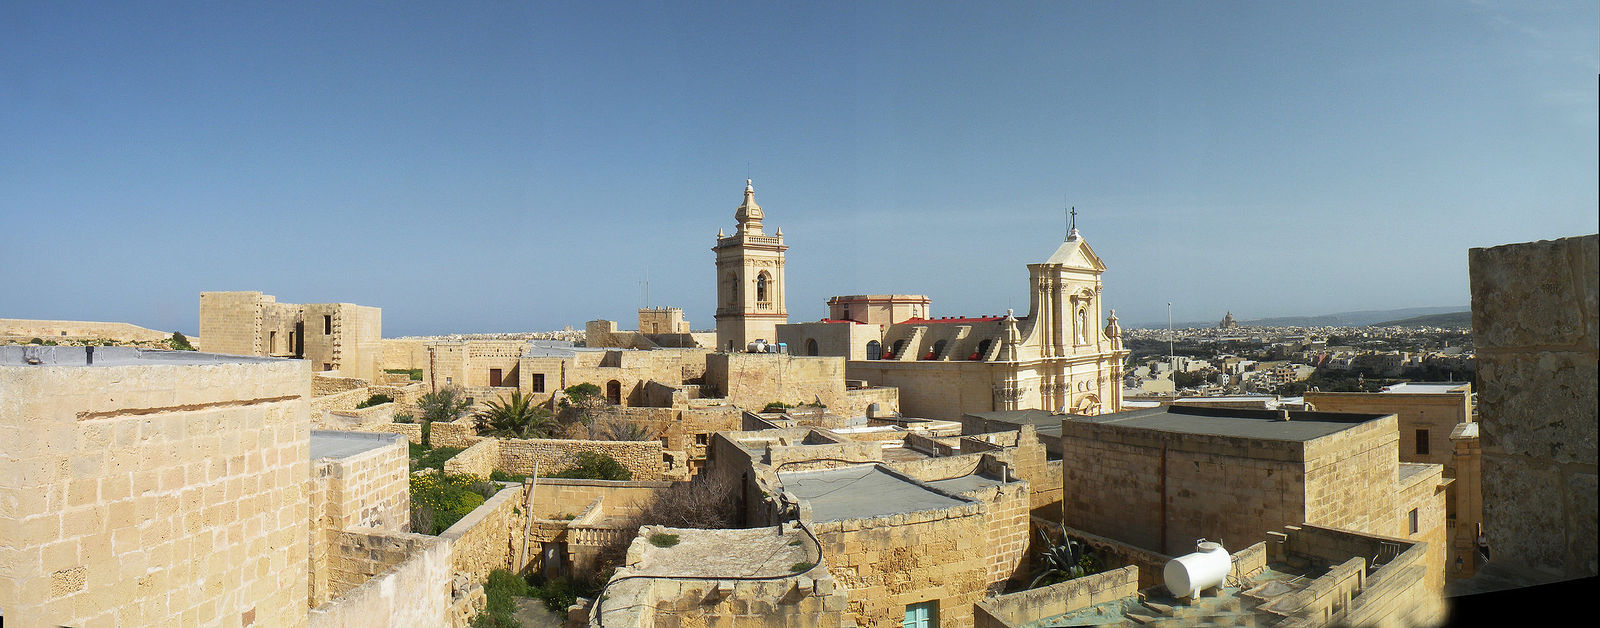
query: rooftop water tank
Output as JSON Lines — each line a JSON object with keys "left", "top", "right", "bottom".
{"left": 1163, "top": 541, "right": 1230, "bottom": 598}
{"left": 746, "top": 340, "right": 768, "bottom": 353}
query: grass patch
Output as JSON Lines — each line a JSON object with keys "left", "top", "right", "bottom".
{"left": 409, "top": 443, "right": 464, "bottom": 473}
{"left": 490, "top": 469, "right": 529, "bottom": 484}
{"left": 410, "top": 472, "right": 493, "bottom": 534}
{"left": 355, "top": 393, "right": 393, "bottom": 409}
{"left": 648, "top": 533, "right": 680, "bottom": 548}
{"left": 548, "top": 451, "right": 631, "bottom": 481}
{"left": 385, "top": 368, "right": 424, "bottom": 381}
{"left": 788, "top": 539, "right": 804, "bottom": 546}
{"left": 790, "top": 562, "right": 814, "bottom": 573}
{"left": 526, "top": 575, "right": 598, "bottom": 614}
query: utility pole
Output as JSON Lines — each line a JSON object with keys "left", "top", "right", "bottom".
{"left": 1167, "top": 302, "right": 1174, "bottom": 366}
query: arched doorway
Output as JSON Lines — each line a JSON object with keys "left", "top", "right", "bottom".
{"left": 866, "top": 340, "right": 882, "bottom": 360}
{"left": 605, "top": 380, "right": 622, "bottom": 405}
{"left": 805, "top": 339, "right": 819, "bottom": 356}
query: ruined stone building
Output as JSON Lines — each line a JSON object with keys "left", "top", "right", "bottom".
{"left": 1465, "top": 233, "right": 1597, "bottom": 590}
{"left": 714, "top": 179, "right": 789, "bottom": 351}
{"left": 785, "top": 228, "right": 1129, "bottom": 419}
{"left": 1304, "top": 381, "right": 1482, "bottom": 579}
{"left": 199, "top": 291, "right": 384, "bottom": 381}
{"left": 585, "top": 308, "right": 715, "bottom": 350}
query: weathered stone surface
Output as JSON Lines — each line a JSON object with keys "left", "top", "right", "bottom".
{"left": 1567, "top": 473, "right": 1598, "bottom": 577}
{"left": 1481, "top": 458, "right": 1564, "bottom": 572}
{"left": 1469, "top": 237, "right": 1591, "bottom": 349}
{"left": 1477, "top": 352, "right": 1598, "bottom": 464}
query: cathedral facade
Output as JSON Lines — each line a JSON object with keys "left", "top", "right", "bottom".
{"left": 799, "top": 228, "right": 1129, "bottom": 419}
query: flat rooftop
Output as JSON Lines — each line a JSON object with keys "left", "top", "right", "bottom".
{"left": 779, "top": 465, "right": 970, "bottom": 523}
{"left": 925, "top": 473, "right": 1007, "bottom": 494}
{"left": 310, "top": 431, "right": 401, "bottom": 460}
{"left": 965, "top": 409, "right": 1063, "bottom": 436}
{"left": 0, "top": 345, "right": 282, "bottom": 367}
{"left": 1380, "top": 382, "right": 1470, "bottom": 394}
{"left": 1071, "top": 406, "right": 1383, "bottom": 442}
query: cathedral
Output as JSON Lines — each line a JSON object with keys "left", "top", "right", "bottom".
{"left": 713, "top": 179, "right": 1127, "bottom": 419}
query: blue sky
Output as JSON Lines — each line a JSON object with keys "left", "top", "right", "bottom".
{"left": 3, "top": 1, "right": 1595, "bottom": 335}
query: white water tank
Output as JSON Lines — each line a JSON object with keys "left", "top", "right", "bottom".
{"left": 1163, "top": 541, "right": 1230, "bottom": 598}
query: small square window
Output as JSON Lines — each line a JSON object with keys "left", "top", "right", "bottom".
{"left": 1415, "top": 429, "right": 1430, "bottom": 456}
{"left": 531, "top": 373, "right": 546, "bottom": 393}
{"left": 696, "top": 433, "right": 709, "bottom": 446}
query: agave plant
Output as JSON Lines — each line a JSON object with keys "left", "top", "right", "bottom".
{"left": 1029, "top": 523, "right": 1103, "bottom": 589}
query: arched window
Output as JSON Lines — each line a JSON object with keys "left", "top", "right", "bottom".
{"left": 866, "top": 340, "right": 882, "bottom": 360}
{"left": 605, "top": 380, "right": 622, "bottom": 405}
{"left": 973, "top": 339, "right": 992, "bottom": 360}
{"left": 931, "top": 340, "right": 947, "bottom": 359}
{"left": 756, "top": 272, "right": 770, "bottom": 302}
{"left": 805, "top": 339, "right": 818, "bottom": 356}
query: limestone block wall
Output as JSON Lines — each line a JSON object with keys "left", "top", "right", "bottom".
{"left": 308, "top": 432, "right": 410, "bottom": 606}
{"left": 0, "top": 350, "right": 310, "bottom": 627}
{"left": 1300, "top": 416, "right": 1402, "bottom": 537}
{"left": 496, "top": 438, "right": 665, "bottom": 480}
{"left": 310, "top": 530, "right": 456, "bottom": 628}
{"left": 381, "top": 338, "right": 429, "bottom": 371}
{"left": 846, "top": 360, "right": 999, "bottom": 420}
{"left": 1267, "top": 524, "right": 1443, "bottom": 626}
{"left": 439, "top": 483, "right": 531, "bottom": 583}
{"left": 198, "top": 290, "right": 268, "bottom": 355}
{"left": 430, "top": 416, "right": 485, "bottom": 449}
{"left": 809, "top": 502, "right": 990, "bottom": 627}
{"left": 706, "top": 352, "right": 848, "bottom": 411}
{"left": 841, "top": 385, "right": 900, "bottom": 418}
{"left": 313, "top": 374, "right": 370, "bottom": 396}
{"left": 1395, "top": 463, "right": 1447, "bottom": 592}
{"left": 973, "top": 565, "right": 1138, "bottom": 628}
{"left": 1469, "top": 234, "right": 1598, "bottom": 581}
{"left": 443, "top": 439, "right": 499, "bottom": 478}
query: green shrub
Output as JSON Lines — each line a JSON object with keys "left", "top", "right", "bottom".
{"left": 527, "top": 575, "right": 595, "bottom": 614}
{"left": 28, "top": 338, "right": 43, "bottom": 345}
{"left": 471, "top": 569, "right": 531, "bottom": 627}
{"left": 356, "top": 393, "right": 394, "bottom": 409}
{"left": 790, "top": 562, "right": 814, "bottom": 573}
{"left": 410, "top": 445, "right": 464, "bottom": 473}
{"left": 409, "top": 472, "right": 487, "bottom": 534}
{"left": 490, "top": 470, "right": 528, "bottom": 483}
{"left": 550, "top": 452, "right": 632, "bottom": 481}
{"left": 762, "top": 401, "right": 792, "bottom": 413}
{"left": 394, "top": 412, "right": 415, "bottom": 424}
{"left": 649, "top": 533, "right": 680, "bottom": 548}
{"left": 169, "top": 332, "right": 196, "bottom": 351}
{"left": 385, "top": 368, "right": 424, "bottom": 381}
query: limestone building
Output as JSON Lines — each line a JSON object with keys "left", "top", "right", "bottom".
{"left": 713, "top": 179, "right": 788, "bottom": 351}
{"left": 1304, "top": 381, "right": 1482, "bottom": 578}
{"left": 825, "top": 294, "right": 931, "bottom": 328}
{"left": 805, "top": 229, "right": 1128, "bottom": 419}
{"left": 0, "top": 346, "right": 311, "bottom": 626}
{"left": 199, "top": 291, "right": 384, "bottom": 381}
{"left": 1059, "top": 405, "right": 1449, "bottom": 592}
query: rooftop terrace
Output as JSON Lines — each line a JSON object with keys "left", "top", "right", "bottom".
{"left": 310, "top": 431, "right": 402, "bottom": 460}
{"left": 778, "top": 465, "right": 970, "bottom": 523}
{"left": 1070, "top": 405, "right": 1385, "bottom": 442}
{"left": 0, "top": 345, "right": 282, "bottom": 367}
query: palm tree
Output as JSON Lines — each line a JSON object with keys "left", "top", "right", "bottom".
{"left": 416, "top": 385, "right": 472, "bottom": 424}
{"left": 475, "top": 391, "right": 554, "bottom": 440}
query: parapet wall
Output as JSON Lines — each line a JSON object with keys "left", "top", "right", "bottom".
{"left": 1469, "top": 234, "right": 1598, "bottom": 582}
{"left": 309, "top": 530, "right": 462, "bottom": 628}
{"left": 440, "top": 483, "right": 532, "bottom": 583}
{"left": 974, "top": 566, "right": 1138, "bottom": 628}
{"left": 442, "top": 437, "right": 666, "bottom": 481}
{"left": 0, "top": 317, "right": 172, "bottom": 342}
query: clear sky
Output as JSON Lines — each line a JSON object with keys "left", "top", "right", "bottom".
{"left": 3, "top": 1, "right": 1595, "bottom": 335}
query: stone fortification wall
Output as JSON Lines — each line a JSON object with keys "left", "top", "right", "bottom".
{"left": 0, "top": 318, "right": 173, "bottom": 342}
{"left": 440, "top": 483, "right": 531, "bottom": 583}
{"left": 0, "top": 351, "right": 309, "bottom": 627}
{"left": 381, "top": 338, "right": 429, "bottom": 372}
{"left": 430, "top": 416, "right": 484, "bottom": 449}
{"left": 1469, "top": 234, "right": 1597, "bottom": 582}
{"left": 808, "top": 500, "right": 990, "bottom": 627}
{"left": 310, "top": 530, "right": 461, "bottom": 628}
{"left": 973, "top": 566, "right": 1138, "bottom": 628}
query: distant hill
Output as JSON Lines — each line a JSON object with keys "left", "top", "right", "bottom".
{"left": 1128, "top": 306, "right": 1469, "bottom": 330}
{"left": 1373, "top": 311, "right": 1471, "bottom": 328}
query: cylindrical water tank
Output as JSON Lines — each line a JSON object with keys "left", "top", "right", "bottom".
{"left": 1163, "top": 541, "right": 1230, "bottom": 598}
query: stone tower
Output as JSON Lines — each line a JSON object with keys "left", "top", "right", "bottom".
{"left": 714, "top": 179, "right": 788, "bottom": 351}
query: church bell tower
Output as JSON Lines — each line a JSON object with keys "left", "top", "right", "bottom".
{"left": 713, "top": 179, "right": 788, "bottom": 351}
